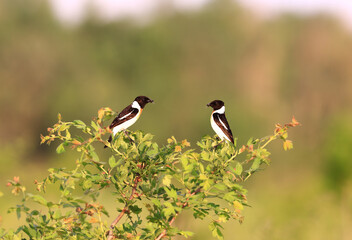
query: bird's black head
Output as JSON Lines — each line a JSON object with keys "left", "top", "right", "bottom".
{"left": 135, "top": 96, "right": 154, "bottom": 108}
{"left": 207, "top": 100, "right": 224, "bottom": 110}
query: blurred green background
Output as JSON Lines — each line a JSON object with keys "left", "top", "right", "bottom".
{"left": 1, "top": 0, "right": 352, "bottom": 239}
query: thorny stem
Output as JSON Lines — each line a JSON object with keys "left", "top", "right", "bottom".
{"left": 106, "top": 176, "right": 140, "bottom": 240}
{"left": 155, "top": 188, "right": 201, "bottom": 240}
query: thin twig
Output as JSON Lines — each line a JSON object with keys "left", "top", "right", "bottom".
{"left": 155, "top": 216, "right": 177, "bottom": 240}
{"left": 106, "top": 176, "right": 139, "bottom": 240}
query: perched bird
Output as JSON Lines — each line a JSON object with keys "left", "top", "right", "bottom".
{"left": 207, "top": 100, "right": 234, "bottom": 144}
{"left": 105, "top": 96, "right": 154, "bottom": 148}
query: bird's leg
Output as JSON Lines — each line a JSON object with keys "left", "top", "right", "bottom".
{"left": 213, "top": 140, "right": 225, "bottom": 149}
{"left": 123, "top": 129, "right": 135, "bottom": 143}
{"left": 104, "top": 135, "right": 113, "bottom": 148}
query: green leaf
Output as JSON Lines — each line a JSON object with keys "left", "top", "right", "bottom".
{"left": 233, "top": 201, "right": 244, "bottom": 210}
{"left": 91, "top": 120, "right": 99, "bottom": 131}
{"left": 129, "top": 205, "right": 142, "bottom": 214}
{"left": 209, "top": 221, "right": 224, "bottom": 240}
{"left": 164, "top": 187, "right": 178, "bottom": 200}
{"left": 181, "top": 155, "right": 189, "bottom": 169}
{"left": 213, "top": 183, "right": 227, "bottom": 191}
{"left": 220, "top": 147, "right": 228, "bottom": 157}
{"left": 180, "top": 231, "right": 194, "bottom": 238}
{"left": 199, "top": 173, "right": 207, "bottom": 180}
{"left": 201, "top": 151, "right": 210, "bottom": 161}
{"left": 73, "top": 120, "right": 86, "bottom": 129}
{"left": 58, "top": 124, "right": 69, "bottom": 132}
{"left": 151, "top": 199, "right": 161, "bottom": 207}
{"left": 218, "top": 215, "right": 228, "bottom": 223}
{"left": 16, "top": 207, "right": 21, "bottom": 219}
{"left": 246, "top": 137, "right": 254, "bottom": 146}
{"left": 202, "top": 179, "right": 212, "bottom": 191}
{"left": 29, "top": 194, "right": 48, "bottom": 206}
{"left": 163, "top": 202, "right": 176, "bottom": 217}
{"left": 162, "top": 175, "right": 172, "bottom": 187}
{"left": 283, "top": 140, "right": 293, "bottom": 151}
{"left": 138, "top": 142, "right": 148, "bottom": 152}
{"left": 22, "top": 226, "right": 37, "bottom": 238}
{"left": 56, "top": 143, "right": 65, "bottom": 154}
{"left": 83, "top": 180, "right": 92, "bottom": 190}
{"left": 53, "top": 209, "right": 61, "bottom": 219}
{"left": 88, "top": 146, "right": 100, "bottom": 162}
{"left": 146, "top": 143, "right": 158, "bottom": 157}
{"left": 31, "top": 210, "right": 40, "bottom": 216}
{"left": 196, "top": 141, "right": 205, "bottom": 148}
{"left": 65, "top": 129, "right": 71, "bottom": 139}
{"left": 223, "top": 192, "right": 236, "bottom": 202}
{"left": 199, "top": 162, "right": 204, "bottom": 173}
{"left": 234, "top": 162, "right": 243, "bottom": 175}
{"left": 141, "top": 133, "right": 154, "bottom": 142}
{"left": 250, "top": 157, "right": 261, "bottom": 171}
{"left": 109, "top": 156, "right": 118, "bottom": 169}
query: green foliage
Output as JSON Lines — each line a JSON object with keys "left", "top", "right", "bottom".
{"left": 323, "top": 115, "right": 352, "bottom": 196}
{"left": 2, "top": 109, "right": 299, "bottom": 239}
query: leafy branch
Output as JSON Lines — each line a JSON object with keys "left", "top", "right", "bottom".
{"left": 107, "top": 175, "right": 140, "bottom": 240}
{"left": 3, "top": 108, "right": 300, "bottom": 240}
{"left": 155, "top": 187, "right": 201, "bottom": 240}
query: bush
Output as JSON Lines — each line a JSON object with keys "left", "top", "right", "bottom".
{"left": 2, "top": 108, "right": 299, "bottom": 239}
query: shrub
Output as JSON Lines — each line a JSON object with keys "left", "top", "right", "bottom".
{"left": 2, "top": 108, "right": 299, "bottom": 239}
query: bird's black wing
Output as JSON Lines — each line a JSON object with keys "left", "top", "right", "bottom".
{"left": 109, "top": 104, "right": 139, "bottom": 129}
{"left": 213, "top": 113, "right": 234, "bottom": 144}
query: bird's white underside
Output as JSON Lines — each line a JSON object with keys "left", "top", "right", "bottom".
{"left": 210, "top": 111, "right": 231, "bottom": 142}
{"left": 112, "top": 101, "right": 141, "bottom": 135}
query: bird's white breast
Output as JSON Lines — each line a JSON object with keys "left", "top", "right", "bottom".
{"left": 210, "top": 112, "right": 231, "bottom": 142}
{"left": 112, "top": 115, "right": 139, "bottom": 135}
{"left": 112, "top": 101, "right": 141, "bottom": 135}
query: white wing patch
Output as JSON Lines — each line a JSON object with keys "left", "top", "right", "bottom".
{"left": 218, "top": 117, "right": 228, "bottom": 130}
{"left": 119, "top": 111, "right": 133, "bottom": 120}
{"left": 131, "top": 101, "right": 141, "bottom": 110}
{"left": 213, "top": 106, "right": 225, "bottom": 114}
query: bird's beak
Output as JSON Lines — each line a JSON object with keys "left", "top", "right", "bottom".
{"left": 149, "top": 99, "right": 154, "bottom": 103}
{"left": 206, "top": 103, "right": 210, "bottom": 107}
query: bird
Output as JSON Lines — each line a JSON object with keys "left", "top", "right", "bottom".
{"left": 105, "top": 96, "right": 154, "bottom": 148}
{"left": 207, "top": 100, "right": 234, "bottom": 144}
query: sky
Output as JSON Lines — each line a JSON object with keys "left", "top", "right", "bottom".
{"left": 49, "top": 0, "right": 352, "bottom": 29}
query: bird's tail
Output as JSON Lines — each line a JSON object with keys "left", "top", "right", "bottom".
{"left": 104, "top": 135, "right": 112, "bottom": 148}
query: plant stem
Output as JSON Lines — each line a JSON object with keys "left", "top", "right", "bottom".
{"left": 260, "top": 135, "right": 276, "bottom": 149}
{"left": 97, "top": 211, "right": 105, "bottom": 239}
{"left": 106, "top": 176, "right": 140, "bottom": 240}
{"left": 155, "top": 188, "right": 201, "bottom": 240}
{"left": 155, "top": 216, "right": 177, "bottom": 240}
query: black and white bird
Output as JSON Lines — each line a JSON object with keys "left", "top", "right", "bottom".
{"left": 207, "top": 100, "right": 234, "bottom": 144}
{"left": 105, "top": 96, "right": 154, "bottom": 147}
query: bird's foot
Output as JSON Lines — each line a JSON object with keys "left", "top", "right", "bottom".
{"left": 123, "top": 130, "right": 135, "bottom": 143}
{"left": 213, "top": 140, "right": 225, "bottom": 149}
